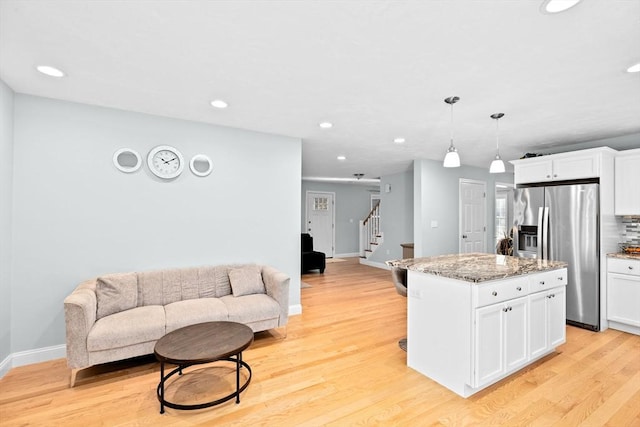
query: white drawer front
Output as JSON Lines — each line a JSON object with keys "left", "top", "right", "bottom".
{"left": 530, "top": 268, "right": 568, "bottom": 291}
{"left": 476, "top": 276, "right": 529, "bottom": 308}
{"left": 608, "top": 258, "right": 640, "bottom": 277}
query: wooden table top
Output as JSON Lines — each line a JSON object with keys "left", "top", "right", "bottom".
{"left": 154, "top": 321, "right": 254, "bottom": 364}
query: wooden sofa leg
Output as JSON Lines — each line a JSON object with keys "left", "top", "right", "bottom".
{"left": 70, "top": 368, "right": 80, "bottom": 388}
{"left": 274, "top": 325, "right": 288, "bottom": 339}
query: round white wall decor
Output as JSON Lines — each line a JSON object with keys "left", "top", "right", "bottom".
{"left": 189, "top": 154, "right": 213, "bottom": 177}
{"left": 147, "top": 145, "right": 185, "bottom": 179}
{"left": 113, "top": 148, "right": 142, "bottom": 173}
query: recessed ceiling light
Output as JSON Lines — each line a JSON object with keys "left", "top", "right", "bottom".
{"left": 627, "top": 63, "right": 640, "bottom": 73}
{"left": 319, "top": 122, "right": 333, "bottom": 129}
{"left": 337, "top": 156, "right": 346, "bottom": 161}
{"left": 540, "top": 0, "right": 581, "bottom": 14}
{"left": 393, "top": 137, "right": 405, "bottom": 144}
{"left": 36, "top": 65, "right": 65, "bottom": 77}
{"left": 210, "top": 99, "right": 228, "bottom": 109}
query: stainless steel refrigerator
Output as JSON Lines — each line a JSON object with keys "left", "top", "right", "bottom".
{"left": 513, "top": 182, "right": 600, "bottom": 331}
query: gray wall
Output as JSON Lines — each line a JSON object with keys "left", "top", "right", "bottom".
{"left": 369, "top": 170, "right": 414, "bottom": 263}
{"left": 0, "top": 80, "right": 14, "bottom": 362}
{"left": 301, "top": 181, "right": 379, "bottom": 255}
{"left": 414, "top": 158, "right": 514, "bottom": 257}
{"left": 10, "top": 95, "right": 301, "bottom": 353}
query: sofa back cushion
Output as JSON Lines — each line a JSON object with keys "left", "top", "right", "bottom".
{"left": 96, "top": 272, "right": 138, "bottom": 319}
{"left": 135, "top": 265, "right": 243, "bottom": 307}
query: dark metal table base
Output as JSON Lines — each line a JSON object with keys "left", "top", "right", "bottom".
{"left": 157, "top": 353, "right": 252, "bottom": 414}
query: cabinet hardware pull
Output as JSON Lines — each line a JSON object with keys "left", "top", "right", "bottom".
{"left": 516, "top": 287, "right": 522, "bottom": 291}
{"left": 492, "top": 291, "right": 498, "bottom": 296}
{"left": 629, "top": 266, "right": 634, "bottom": 270}
{"left": 551, "top": 294, "right": 555, "bottom": 298}
{"left": 558, "top": 277, "right": 563, "bottom": 280}
{"left": 503, "top": 307, "right": 508, "bottom": 312}
{"left": 546, "top": 175, "right": 551, "bottom": 178}
{"left": 509, "top": 307, "right": 513, "bottom": 311}
{"left": 540, "top": 281, "right": 545, "bottom": 285}
{"left": 554, "top": 174, "right": 558, "bottom": 178}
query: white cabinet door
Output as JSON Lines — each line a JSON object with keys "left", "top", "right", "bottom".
{"left": 504, "top": 297, "right": 529, "bottom": 372}
{"left": 514, "top": 159, "right": 552, "bottom": 184}
{"left": 474, "top": 296, "right": 528, "bottom": 388}
{"left": 548, "top": 286, "right": 566, "bottom": 348}
{"left": 529, "top": 286, "right": 566, "bottom": 359}
{"left": 615, "top": 154, "right": 640, "bottom": 215}
{"left": 607, "top": 273, "right": 640, "bottom": 327}
{"left": 552, "top": 154, "right": 599, "bottom": 181}
{"left": 475, "top": 303, "right": 504, "bottom": 387}
{"left": 528, "top": 291, "right": 548, "bottom": 359}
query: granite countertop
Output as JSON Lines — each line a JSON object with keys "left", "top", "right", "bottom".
{"left": 608, "top": 253, "right": 640, "bottom": 260}
{"left": 386, "top": 253, "right": 567, "bottom": 283}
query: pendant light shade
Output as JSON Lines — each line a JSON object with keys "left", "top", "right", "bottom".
{"left": 489, "top": 113, "right": 505, "bottom": 174}
{"left": 443, "top": 96, "right": 461, "bottom": 168}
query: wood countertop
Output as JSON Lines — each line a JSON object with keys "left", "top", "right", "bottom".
{"left": 386, "top": 253, "right": 567, "bottom": 283}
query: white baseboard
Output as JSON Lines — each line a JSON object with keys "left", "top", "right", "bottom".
{"left": 0, "top": 354, "right": 11, "bottom": 379}
{"left": 0, "top": 344, "right": 66, "bottom": 380}
{"left": 334, "top": 252, "right": 359, "bottom": 258}
{"left": 359, "top": 258, "right": 391, "bottom": 270}
{"left": 289, "top": 304, "right": 302, "bottom": 316}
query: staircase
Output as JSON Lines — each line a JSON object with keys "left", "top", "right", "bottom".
{"left": 359, "top": 201, "right": 383, "bottom": 259}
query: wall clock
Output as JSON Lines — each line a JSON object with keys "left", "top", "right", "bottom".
{"left": 147, "top": 145, "right": 184, "bottom": 179}
{"left": 190, "top": 154, "right": 213, "bottom": 177}
{"left": 113, "top": 148, "right": 142, "bottom": 173}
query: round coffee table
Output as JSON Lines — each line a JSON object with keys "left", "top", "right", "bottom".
{"left": 154, "top": 321, "right": 254, "bottom": 414}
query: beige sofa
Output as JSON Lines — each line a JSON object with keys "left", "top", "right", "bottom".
{"left": 64, "top": 264, "right": 289, "bottom": 386}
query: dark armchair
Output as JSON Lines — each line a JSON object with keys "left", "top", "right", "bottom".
{"left": 301, "top": 233, "right": 326, "bottom": 273}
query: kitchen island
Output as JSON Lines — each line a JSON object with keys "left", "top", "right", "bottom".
{"left": 387, "top": 253, "right": 567, "bottom": 397}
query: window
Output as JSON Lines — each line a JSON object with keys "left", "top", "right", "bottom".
{"left": 314, "top": 197, "right": 329, "bottom": 211}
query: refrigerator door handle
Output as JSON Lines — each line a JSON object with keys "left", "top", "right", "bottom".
{"left": 542, "top": 207, "right": 549, "bottom": 260}
{"left": 537, "top": 207, "right": 543, "bottom": 259}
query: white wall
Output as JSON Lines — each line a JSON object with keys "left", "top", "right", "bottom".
{"left": 413, "top": 159, "right": 514, "bottom": 257}
{"left": 10, "top": 94, "right": 301, "bottom": 354}
{"left": 0, "top": 80, "right": 14, "bottom": 365}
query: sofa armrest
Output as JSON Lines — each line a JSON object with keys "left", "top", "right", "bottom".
{"left": 261, "top": 265, "right": 290, "bottom": 326}
{"left": 64, "top": 282, "right": 97, "bottom": 369}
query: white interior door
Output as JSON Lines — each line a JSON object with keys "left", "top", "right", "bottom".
{"left": 459, "top": 179, "right": 487, "bottom": 253}
{"left": 306, "top": 192, "right": 335, "bottom": 257}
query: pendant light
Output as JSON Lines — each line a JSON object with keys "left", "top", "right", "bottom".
{"left": 443, "top": 96, "right": 461, "bottom": 168}
{"left": 489, "top": 113, "right": 506, "bottom": 174}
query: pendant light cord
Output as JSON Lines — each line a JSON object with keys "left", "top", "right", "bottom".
{"left": 450, "top": 103, "right": 454, "bottom": 147}
{"left": 495, "top": 117, "right": 500, "bottom": 153}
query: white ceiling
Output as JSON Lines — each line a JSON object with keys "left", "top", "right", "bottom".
{"left": 1, "top": 0, "right": 639, "bottom": 180}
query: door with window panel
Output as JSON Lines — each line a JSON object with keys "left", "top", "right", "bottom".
{"left": 306, "top": 192, "right": 335, "bottom": 257}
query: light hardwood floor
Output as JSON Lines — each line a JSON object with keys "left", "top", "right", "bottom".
{"left": 1, "top": 257, "right": 639, "bottom": 426}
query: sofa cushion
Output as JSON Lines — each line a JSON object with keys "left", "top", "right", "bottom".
{"left": 96, "top": 273, "right": 138, "bottom": 320}
{"left": 220, "top": 294, "right": 279, "bottom": 324}
{"left": 165, "top": 298, "right": 230, "bottom": 333}
{"left": 87, "top": 306, "right": 165, "bottom": 352}
{"left": 229, "top": 265, "right": 265, "bottom": 297}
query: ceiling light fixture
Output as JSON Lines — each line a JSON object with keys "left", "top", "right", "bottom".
{"left": 353, "top": 173, "right": 365, "bottom": 180}
{"left": 540, "top": 0, "right": 581, "bottom": 14}
{"left": 489, "top": 113, "right": 506, "bottom": 174}
{"left": 210, "top": 99, "right": 228, "bottom": 109}
{"left": 627, "top": 63, "right": 640, "bottom": 73}
{"left": 36, "top": 65, "right": 65, "bottom": 77}
{"left": 319, "top": 122, "right": 333, "bottom": 129}
{"left": 443, "top": 96, "right": 461, "bottom": 168}
{"left": 393, "top": 137, "right": 405, "bottom": 144}
{"left": 337, "top": 155, "right": 346, "bottom": 161}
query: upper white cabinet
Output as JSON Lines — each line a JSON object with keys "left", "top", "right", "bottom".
{"left": 615, "top": 149, "right": 640, "bottom": 215}
{"left": 511, "top": 147, "right": 616, "bottom": 185}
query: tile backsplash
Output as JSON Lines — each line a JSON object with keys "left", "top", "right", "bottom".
{"left": 620, "top": 217, "right": 640, "bottom": 245}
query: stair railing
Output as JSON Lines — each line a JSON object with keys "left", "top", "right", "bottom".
{"left": 359, "top": 201, "right": 381, "bottom": 257}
